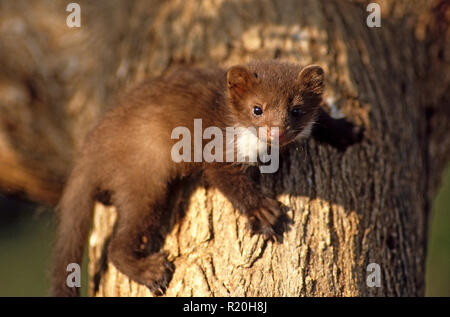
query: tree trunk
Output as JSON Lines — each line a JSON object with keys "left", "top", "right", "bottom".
{"left": 0, "top": 0, "right": 449, "bottom": 296}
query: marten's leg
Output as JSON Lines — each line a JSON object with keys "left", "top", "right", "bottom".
{"left": 204, "top": 165, "right": 290, "bottom": 242}
{"left": 107, "top": 186, "right": 174, "bottom": 295}
{"left": 313, "top": 107, "right": 364, "bottom": 151}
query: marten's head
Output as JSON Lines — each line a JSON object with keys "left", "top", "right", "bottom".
{"left": 226, "top": 60, "right": 324, "bottom": 147}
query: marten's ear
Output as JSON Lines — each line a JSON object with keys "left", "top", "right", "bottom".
{"left": 227, "top": 65, "right": 257, "bottom": 97}
{"left": 298, "top": 65, "right": 325, "bottom": 96}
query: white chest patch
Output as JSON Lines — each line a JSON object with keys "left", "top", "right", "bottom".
{"left": 235, "top": 127, "right": 261, "bottom": 163}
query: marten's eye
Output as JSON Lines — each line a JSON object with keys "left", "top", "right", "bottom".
{"left": 291, "top": 108, "right": 302, "bottom": 117}
{"left": 253, "top": 106, "right": 263, "bottom": 117}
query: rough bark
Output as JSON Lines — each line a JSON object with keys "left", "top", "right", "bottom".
{"left": 0, "top": 0, "right": 449, "bottom": 296}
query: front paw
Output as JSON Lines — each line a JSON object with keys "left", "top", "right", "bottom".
{"left": 247, "top": 198, "right": 291, "bottom": 243}
{"left": 138, "top": 252, "right": 174, "bottom": 296}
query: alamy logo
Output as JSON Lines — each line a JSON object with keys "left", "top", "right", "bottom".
{"left": 366, "top": 263, "right": 381, "bottom": 287}
{"left": 66, "top": 3, "right": 81, "bottom": 28}
{"left": 366, "top": 3, "right": 381, "bottom": 28}
{"left": 171, "top": 119, "right": 280, "bottom": 173}
{"left": 66, "top": 263, "right": 81, "bottom": 288}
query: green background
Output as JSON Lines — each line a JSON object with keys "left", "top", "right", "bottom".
{"left": 0, "top": 166, "right": 449, "bottom": 296}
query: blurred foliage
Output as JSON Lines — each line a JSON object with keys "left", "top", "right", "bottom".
{"left": 0, "top": 195, "right": 87, "bottom": 296}
{"left": 0, "top": 196, "right": 54, "bottom": 296}
{"left": 426, "top": 165, "right": 450, "bottom": 297}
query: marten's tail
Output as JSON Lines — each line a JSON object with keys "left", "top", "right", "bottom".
{"left": 51, "top": 162, "right": 96, "bottom": 297}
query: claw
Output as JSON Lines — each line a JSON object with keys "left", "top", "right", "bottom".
{"left": 247, "top": 199, "right": 292, "bottom": 243}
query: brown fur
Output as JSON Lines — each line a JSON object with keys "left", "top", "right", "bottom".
{"left": 51, "top": 60, "right": 362, "bottom": 296}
